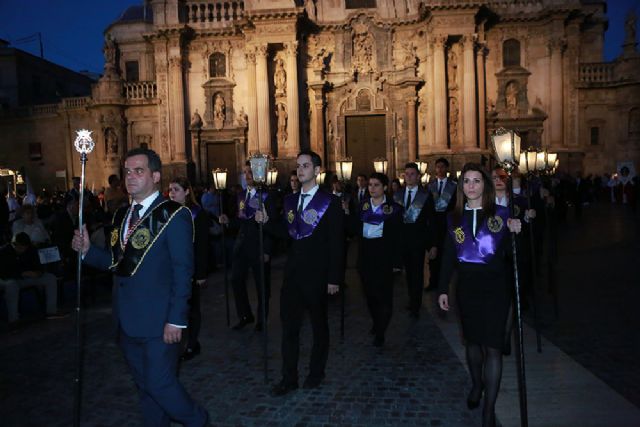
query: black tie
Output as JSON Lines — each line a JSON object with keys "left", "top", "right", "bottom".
{"left": 129, "top": 204, "right": 143, "bottom": 231}
{"left": 298, "top": 194, "right": 309, "bottom": 215}
{"left": 406, "top": 189, "right": 413, "bottom": 207}
{"left": 438, "top": 180, "right": 443, "bottom": 195}
{"left": 359, "top": 190, "right": 364, "bottom": 202}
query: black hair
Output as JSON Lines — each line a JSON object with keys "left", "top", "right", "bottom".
{"left": 245, "top": 160, "right": 251, "bottom": 167}
{"left": 404, "top": 162, "right": 419, "bottom": 173}
{"left": 297, "top": 150, "right": 322, "bottom": 168}
{"left": 13, "top": 232, "right": 31, "bottom": 247}
{"left": 290, "top": 170, "right": 298, "bottom": 177}
{"left": 435, "top": 157, "right": 450, "bottom": 168}
{"left": 124, "top": 147, "right": 162, "bottom": 173}
{"left": 108, "top": 174, "right": 120, "bottom": 185}
{"left": 369, "top": 172, "right": 389, "bottom": 187}
{"left": 357, "top": 173, "right": 368, "bottom": 180}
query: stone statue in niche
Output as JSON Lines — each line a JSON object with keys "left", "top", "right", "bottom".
{"left": 276, "top": 103, "right": 288, "bottom": 145}
{"left": 505, "top": 81, "right": 518, "bottom": 109}
{"left": 274, "top": 56, "right": 287, "bottom": 96}
{"left": 213, "top": 94, "right": 226, "bottom": 130}
{"left": 104, "top": 128, "right": 118, "bottom": 155}
{"left": 236, "top": 107, "right": 248, "bottom": 127}
{"left": 352, "top": 22, "right": 374, "bottom": 73}
{"left": 103, "top": 34, "right": 116, "bottom": 66}
{"left": 449, "top": 97, "right": 459, "bottom": 141}
{"left": 327, "top": 119, "right": 334, "bottom": 144}
{"left": 190, "top": 109, "right": 203, "bottom": 128}
{"left": 397, "top": 117, "right": 404, "bottom": 138}
{"left": 447, "top": 49, "right": 458, "bottom": 89}
{"left": 625, "top": 11, "right": 636, "bottom": 44}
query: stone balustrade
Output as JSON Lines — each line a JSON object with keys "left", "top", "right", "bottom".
{"left": 123, "top": 81, "right": 157, "bottom": 100}
{"left": 62, "top": 97, "right": 90, "bottom": 109}
{"left": 31, "top": 104, "right": 58, "bottom": 115}
{"left": 184, "top": 1, "right": 245, "bottom": 25}
{"left": 579, "top": 62, "right": 616, "bottom": 84}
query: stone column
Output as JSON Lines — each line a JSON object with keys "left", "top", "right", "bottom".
{"left": 549, "top": 38, "right": 565, "bottom": 148}
{"left": 285, "top": 42, "right": 300, "bottom": 157}
{"left": 462, "top": 35, "right": 477, "bottom": 149}
{"left": 311, "top": 90, "right": 325, "bottom": 163}
{"left": 407, "top": 97, "right": 417, "bottom": 161}
{"left": 433, "top": 35, "right": 448, "bottom": 150}
{"left": 426, "top": 43, "right": 436, "bottom": 151}
{"left": 168, "top": 56, "right": 186, "bottom": 161}
{"left": 255, "top": 44, "right": 271, "bottom": 154}
{"left": 476, "top": 43, "right": 487, "bottom": 150}
{"left": 245, "top": 48, "right": 258, "bottom": 154}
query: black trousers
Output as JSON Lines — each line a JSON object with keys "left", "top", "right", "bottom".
{"left": 403, "top": 247, "right": 427, "bottom": 314}
{"left": 280, "top": 282, "right": 329, "bottom": 385}
{"left": 359, "top": 238, "right": 393, "bottom": 339}
{"left": 186, "top": 280, "right": 201, "bottom": 347}
{"left": 231, "top": 252, "right": 271, "bottom": 321}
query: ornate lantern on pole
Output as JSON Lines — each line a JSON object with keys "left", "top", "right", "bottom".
{"left": 373, "top": 158, "right": 388, "bottom": 175}
{"left": 266, "top": 168, "right": 279, "bottom": 187}
{"left": 490, "top": 127, "right": 529, "bottom": 427}
{"left": 335, "top": 157, "right": 353, "bottom": 182}
{"left": 415, "top": 160, "right": 428, "bottom": 175}
{"left": 317, "top": 170, "right": 326, "bottom": 187}
{"left": 211, "top": 168, "right": 230, "bottom": 327}
{"left": 248, "top": 153, "right": 270, "bottom": 384}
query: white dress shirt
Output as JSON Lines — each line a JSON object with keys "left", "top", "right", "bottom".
{"left": 464, "top": 204, "right": 482, "bottom": 236}
{"left": 300, "top": 184, "right": 319, "bottom": 210}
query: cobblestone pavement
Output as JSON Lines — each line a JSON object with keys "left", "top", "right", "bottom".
{"left": 1, "top": 253, "right": 481, "bottom": 426}
{"left": 531, "top": 202, "right": 640, "bottom": 409}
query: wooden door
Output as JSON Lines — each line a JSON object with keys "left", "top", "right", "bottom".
{"left": 345, "top": 115, "right": 386, "bottom": 176}
{"left": 206, "top": 142, "right": 238, "bottom": 186}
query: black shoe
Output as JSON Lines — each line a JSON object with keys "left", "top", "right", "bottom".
{"left": 270, "top": 380, "right": 298, "bottom": 396}
{"left": 302, "top": 376, "right": 324, "bottom": 389}
{"left": 232, "top": 316, "right": 254, "bottom": 330}
{"left": 254, "top": 322, "right": 263, "bottom": 332}
{"left": 467, "top": 385, "right": 483, "bottom": 410}
{"left": 373, "top": 336, "right": 384, "bottom": 347}
{"left": 181, "top": 342, "right": 201, "bottom": 362}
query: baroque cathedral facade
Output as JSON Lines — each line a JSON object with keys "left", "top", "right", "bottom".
{"left": 1, "top": 0, "right": 639, "bottom": 189}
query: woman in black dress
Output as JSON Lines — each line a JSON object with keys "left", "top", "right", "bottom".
{"left": 438, "top": 163, "right": 521, "bottom": 427}
{"left": 349, "top": 173, "right": 403, "bottom": 347}
{"left": 169, "top": 176, "right": 210, "bottom": 361}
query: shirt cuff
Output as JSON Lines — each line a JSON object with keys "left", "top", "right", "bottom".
{"left": 168, "top": 323, "right": 187, "bottom": 329}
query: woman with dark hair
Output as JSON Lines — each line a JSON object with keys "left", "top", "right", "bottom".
{"left": 437, "top": 163, "right": 521, "bottom": 427}
{"left": 169, "top": 176, "right": 209, "bottom": 361}
{"left": 349, "top": 172, "right": 403, "bottom": 346}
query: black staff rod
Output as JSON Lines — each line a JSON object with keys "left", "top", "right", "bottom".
{"left": 257, "top": 186, "right": 268, "bottom": 384}
{"left": 218, "top": 189, "right": 230, "bottom": 327}
{"left": 525, "top": 176, "right": 542, "bottom": 353}
{"left": 508, "top": 174, "right": 529, "bottom": 427}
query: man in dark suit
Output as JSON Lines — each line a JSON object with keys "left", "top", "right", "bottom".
{"left": 354, "top": 173, "right": 369, "bottom": 204}
{"left": 426, "top": 157, "right": 457, "bottom": 293}
{"left": 72, "top": 148, "right": 208, "bottom": 427}
{"left": 393, "top": 162, "right": 436, "bottom": 318}
{"left": 258, "top": 150, "right": 344, "bottom": 396}
{"left": 220, "top": 161, "right": 276, "bottom": 331}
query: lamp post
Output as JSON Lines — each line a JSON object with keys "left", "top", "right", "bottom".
{"left": 249, "top": 153, "right": 270, "bottom": 384}
{"left": 72, "top": 130, "right": 95, "bottom": 427}
{"left": 541, "top": 152, "right": 559, "bottom": 319}
{"left": 335, "top": 157, "right": 353, "bottom": 182}
{"left": 519, "top": 149, "right": 543, "bottom": 353}
{"left": 211, "top": 168, "right": 230, "bottom": 327}
{"left": 373, "top": 158, "right": 388, "bottom": 175}
{"left": 490, "top": 127, "right": 528, "bottom": 427}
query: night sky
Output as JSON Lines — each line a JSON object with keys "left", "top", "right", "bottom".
{"left": 0, "top": 0, "right": 638, "bottom": 74}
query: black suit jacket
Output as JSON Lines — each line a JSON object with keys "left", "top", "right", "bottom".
{"left": 231, "top": 190, "right": 277, "bottom": 258}
{"left": 393, "top": 187, "right": 436, "bottom": 251}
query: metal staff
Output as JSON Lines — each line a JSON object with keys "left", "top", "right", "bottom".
{"left": 212, "top": 169, "right": 230, "bottom": 327}
{"left": 250, "top": 154, "right": 269, "bottom": 384}
{"left": 524, "top": 176, "right": 542, "bottom": 353}
{"left": 491, "top": 128, "right": 528, "bottom": 427}
{"left": 72, "top": 129, "right": 95, "bottom": 427}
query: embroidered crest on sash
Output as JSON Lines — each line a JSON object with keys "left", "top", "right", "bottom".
{"left": 130, "top": 228, "right": 151, "bottom": 249}
{"left": 362, "top": 202, "right": 370, "bottom": 211}
{"left": 239, "top": 200, "right": 246, "bottom": 211}
{"left": 302, "top": 209, "right": 318, "bottom": 225}
{"left": 487, "top": 215, "right": 504, "bottom": 233}
{"left": 382, "top": 205, "right": 393, "bottom": 215}
{"left": 454, "top": 227, "right": 465, "bottom": 243}
{"left": 287, "top": 209, "right": 295, "bottom": 224}
{"left": 110, "top": 228, "right": 119, "bottom": 247}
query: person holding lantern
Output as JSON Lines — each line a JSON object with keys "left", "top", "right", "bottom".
{"left": 438, "top": 163, "right": 522, "bottom": 427}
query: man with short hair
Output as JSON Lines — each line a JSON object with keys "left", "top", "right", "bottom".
{"left": 72, "top": 147, "right": 208, "bottom": 427}
{"left": 394, "top": 162, "right": 436, "bottom": 318}
{"left": 258, "top": 150, "right": 344, "bottom": 396}
{"left": 355, "top": 174, "right": 369, "bottom": 204}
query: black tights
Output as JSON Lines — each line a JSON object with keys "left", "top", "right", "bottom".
{"left": 466, "top": 344, "right": 503, "bottom": 427}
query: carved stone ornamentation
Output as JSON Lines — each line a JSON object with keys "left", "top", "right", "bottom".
{"left": 213, "top": 93, "right": 226, "bottom": 130}
{"left": 505, "top": 81, "right": 519, "bottom": 110}
{"left": 449, "top": 96, "right": 459, "bottom": 142}
{"left": 351, "top": 21, "right": 375, "bottom": 74}
{"left": 276, "top": 103, "right": 288, "bottom": 145}
{"left": 274, "top": 55, "right": 287, "bottom": 96}
{"left": 104, "top": 127, "right": 118, "bottom": 156}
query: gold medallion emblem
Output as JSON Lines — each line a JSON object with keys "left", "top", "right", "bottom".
{"left": 382, "top": 205, "right": 393, "bottom": 215}
{"left": 302, "top": 209, "right": 318, "bottom": 225}
{"left": 362, "top": 202, "right": 370, "bottom": 211}
{"left": 239, "top": 200, "right": 245, "bottom": 211}
{"left": 487, "top": 215, "right": 504, "bottom": 233}
{"left": 130, "top": 228, "right": 151, "bottom": 250}
{"left": 287, "top": 209, "right": 295, "bottom": 224}
{"left": 454, "top": 227, "right": 465, "bottom": 244}
{"left": 513, "top": 205, "right": 521, "bottom": 218}
{"left": 110, "top": 228, "right": 119, "bottom": 247}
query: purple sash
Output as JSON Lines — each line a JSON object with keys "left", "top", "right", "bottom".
{"left": 449, "top": 205, "right": 510, "bottom": 264}
{"left": 360, "top": 199, "right": 402, "bottom": 225}
{"left": 284, "top": 190, "right": 332, "bottom": 240}
{"left": 237, "top": 189, "right": 267, "bottom": 219}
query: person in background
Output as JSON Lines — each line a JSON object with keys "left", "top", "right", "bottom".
{"left": 12, "top": 204, "right": 50, "bottom": 246}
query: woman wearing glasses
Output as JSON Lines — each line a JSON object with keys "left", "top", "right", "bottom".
{"left": 438, "top": 163, "right": 521, "bottom": 427}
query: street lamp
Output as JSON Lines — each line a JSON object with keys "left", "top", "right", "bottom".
{"left": 211, "top": 168, "right": 229, "bottom": 327}
{"left": 317, "top": 170, "right": 326, "bottom": 187}
{"left": 415, "top": 160, "right": 428, "bottom": 175}
{"left": 266, "top": 168, "right": 279, "bottom": 187}
{"left": 335, "top": 157, "right": 353, "bottom": 182}
{"left": 212, "top": 168, "right": 228, "bottom": 191}
{"left": 398, "top": 173, "right": 405, "bottom": 186}
{"left": 456, "top": 170, "right": 462, "bottom": 180}
{"left": 373, "top": 158, "right": 388, "bottom": 175}
{"left": 490, "top": 127, "right": 528, "bottom": 427}
{"left": 421, "top": 173, "right": 431, "bottom": 185}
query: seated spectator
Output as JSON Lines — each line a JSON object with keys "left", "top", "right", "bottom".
{"left": 0, "top": 233, "right": 63, "bottom": 326}
{"left": 12, "top": 204, "right": 50, "bottom": 246}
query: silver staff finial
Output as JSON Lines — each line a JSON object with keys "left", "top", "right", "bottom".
{"left": 74, "top": 129, "right": 95, "bottom": 154}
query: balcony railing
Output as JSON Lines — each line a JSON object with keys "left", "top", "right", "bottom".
{"left": 62, "top": 97, "right": 90, "bottom": 109}
{"left": 184, "top": 1, "right": 245, "bottom": 26}
{"left": 579, "top": 62, "right": 616, "bottom": 84}
{"left": 123, "top": 81, "right": 157, "bottom": 100}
